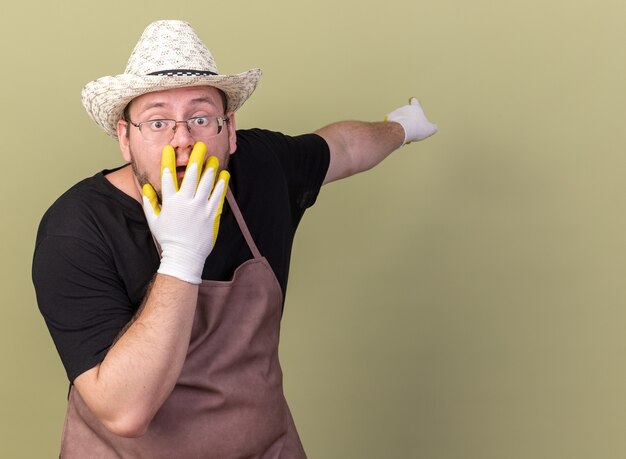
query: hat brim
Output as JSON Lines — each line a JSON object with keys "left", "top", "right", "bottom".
{"left": 82, "top": 68, "right": 262, "bottom": 138}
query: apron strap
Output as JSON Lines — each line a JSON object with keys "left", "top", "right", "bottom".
{"left": 226, "top": 187, "right": 262, "bottom": 260}
{"left": 148, "top": 186, "right": 263, "bottom": 261}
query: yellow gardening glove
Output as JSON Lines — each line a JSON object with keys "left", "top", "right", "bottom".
{"left": 141, "top": 142, "right": 229, "bottom": 284}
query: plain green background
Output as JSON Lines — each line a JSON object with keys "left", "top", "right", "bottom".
{"left": 2, "top": 0, "right": 626, "bottom": 457}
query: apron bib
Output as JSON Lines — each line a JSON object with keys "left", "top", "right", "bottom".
{"left": 60, "top": 189, "right": 306, "bottom": 459}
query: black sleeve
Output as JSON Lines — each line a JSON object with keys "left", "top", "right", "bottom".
{"left": 236, "top": 129, "right": 330, "bottom": 226}
{"left": 32, "top": 234, "right": 135, "bottom": 382}
{"left": 268, "top": 131, "right": 330, "bottom": 211}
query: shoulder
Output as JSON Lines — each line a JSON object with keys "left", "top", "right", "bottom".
{"left": 233, "top": 128, "right": 330, "bottom": 175}
{"left": 38, "top": 174, "right": 103, "bottom": 235}
{"left": 35, "top": 169, "right": 142, "bottom": 250}
{"left": 235, "top": 128, "right": 329, "bottom": 153}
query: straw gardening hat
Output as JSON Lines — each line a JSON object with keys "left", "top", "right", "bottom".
{"left": 82, "top": 20, "right": 262, "bottom": 138}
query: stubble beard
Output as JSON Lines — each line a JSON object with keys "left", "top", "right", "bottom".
{"left": 127, "top": 143, "right": 232, "bottom": 202}
{"left": 128, "top": 147, "right": 162, "bottom": 200}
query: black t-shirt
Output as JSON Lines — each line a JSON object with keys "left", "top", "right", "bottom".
{"left": 32, "top": 129, "right": 330, "bottom": 382}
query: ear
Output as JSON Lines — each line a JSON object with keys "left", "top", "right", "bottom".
{"left": 117, "top": 120, "right": 132, "bottom": 163}
{"left": 227, "top": 113, "right": 237, "bottom": 154}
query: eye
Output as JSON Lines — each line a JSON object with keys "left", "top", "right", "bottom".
{"left": 148, "top": 120, "right": 170, "bottom": 131}
{"left": 191, "top": 116, "right": 209, "bottom": 127}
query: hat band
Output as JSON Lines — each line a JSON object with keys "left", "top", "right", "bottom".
{"left": 148, "top": 69, "right": 218, "bottom": 77}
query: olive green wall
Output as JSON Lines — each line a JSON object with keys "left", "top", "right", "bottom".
{"left": 2, "top": 0, "right": 626, "bottom": 457}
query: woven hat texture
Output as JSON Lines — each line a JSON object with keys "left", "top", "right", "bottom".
{"left": 82, "top": 20, "right": 262, "bottom": 138}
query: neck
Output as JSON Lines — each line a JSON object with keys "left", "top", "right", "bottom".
{"left": 104, "top": 164, "right": 144, "bottom": 204}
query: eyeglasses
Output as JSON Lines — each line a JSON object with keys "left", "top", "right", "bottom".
{"left": 128, "top": 115, "right": 228, "bottom": 142}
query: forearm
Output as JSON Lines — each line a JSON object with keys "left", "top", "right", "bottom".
{"left": 317, "top": 98, "right": 437, "bottom": 184}
{"left": 317, "top": 120, "right": 405, "bottom": 184}
{"left": 69, "top": 144, "right": 227, "bottom": 437}
{"left": 74, "top": 273, "right": 198, "bottom": 437}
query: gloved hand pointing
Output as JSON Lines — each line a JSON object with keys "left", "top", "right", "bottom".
{"left": 385, "top": 97, "right": 438, "bottom": 144}
{"left": 141, "top": 141, "right": 229, "bottom": 284}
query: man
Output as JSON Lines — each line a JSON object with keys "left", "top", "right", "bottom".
{"left": 32, "top": 20, "right": 437, "bottom": 458}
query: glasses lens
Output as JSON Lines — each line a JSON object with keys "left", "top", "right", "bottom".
{"left": 136, "top": 117, "right": 225, "bottom": 141}
{"left": 140, "top": 120, "right": 176, "bottom": 142}
{"left": 188, "top": 116, "right": 224, "bottom": 138}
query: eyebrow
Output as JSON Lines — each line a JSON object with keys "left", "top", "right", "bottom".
{"left": 137, "top": 97, "right": 218, "bottom": 116}
{"left": 189, "top": 97, "right": 217, "bottom": 107}
{"left": 139, "top": 102, "right": 167, "bottom": 113}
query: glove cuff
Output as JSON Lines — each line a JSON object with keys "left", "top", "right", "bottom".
{"left": 158, "top": 251, "right": 205, "bottom": 285}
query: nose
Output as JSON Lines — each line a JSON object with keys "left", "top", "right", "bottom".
{"left": 170, "top": 121, "right": 195, "bottom": 165}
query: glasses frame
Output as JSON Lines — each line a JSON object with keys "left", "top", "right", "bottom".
{"left": 128, "top": 115, "right": 229, "bottom": 141}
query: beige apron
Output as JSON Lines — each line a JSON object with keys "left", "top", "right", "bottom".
{"left": 60, "top": 189, "right": 307, "bottom": 458}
